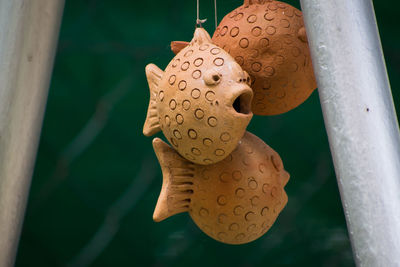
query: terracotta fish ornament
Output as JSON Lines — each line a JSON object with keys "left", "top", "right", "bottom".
{"left": 152, "top": 131, "right": 289, "bottom": 244}
{"left": 144, "top": 27, "right": 254, "bottom": 165}
{"left": 171, "top": 0, "right": 317, "bottom": 116}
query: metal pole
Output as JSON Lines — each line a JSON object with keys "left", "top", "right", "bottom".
{"left": 0, "top": 1, "right": 65, "bottom": 266}
{"left": 300, "top": 0, "right": 400, "bottom": 266}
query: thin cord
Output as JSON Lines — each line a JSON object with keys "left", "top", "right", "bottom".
{"left": 214, "top": 0, "right": 218, "bottom": 29}
{"left": 196, "top": 0, "right": 206, "bottom": 27}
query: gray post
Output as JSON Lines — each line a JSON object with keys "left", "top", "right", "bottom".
{"left": 300, "top": 0, "right": 400, "bottom": 266}
{"left": 0, "top": 1, "right": 65, "bottom": 266}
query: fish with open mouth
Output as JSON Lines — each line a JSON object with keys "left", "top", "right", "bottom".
{"left": 152, "top": 131, "right": 289, "bottom": 244}
{"left": 143, "top": 27, "right": 254, "bottom": 165}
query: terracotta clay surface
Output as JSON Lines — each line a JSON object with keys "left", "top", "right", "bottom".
{"left": 212, "top": 0, "right": 317, "bottom": 115}
{"left": 152, "top": 131, "right": 289, "bottom": 244}
{"left": 144, "top": 28, "right": 254, "bottom": 165}
{"left": 171, "top": 0, "right": 317, "bottom": 115}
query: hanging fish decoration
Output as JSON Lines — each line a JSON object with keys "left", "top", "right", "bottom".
{"left": 144, "top": 27, "right": 254, "bottom": 165}
{"left": 152, "top": 131, "right": 289, "bottom": 244}
{"left": 171, "top": 0, "right": 317, "bottom": 116}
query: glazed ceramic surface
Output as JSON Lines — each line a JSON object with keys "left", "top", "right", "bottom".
{"left": 152, "top": 131, "right": 289, "bottom": 244}
{"left": 144, "top": 28, "right": 254, "bottom": 165}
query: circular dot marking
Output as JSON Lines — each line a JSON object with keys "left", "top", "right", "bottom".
{"left": 251, "top": 62, "right": 262, "bottom": 72}
{"left": 194, "top": 58, "right": 203, "bottom": 67}
{"left": 251, "top": 26, "right": 262, "bottom": 37}
{"left": 236, "top": 233, "right": 245, "bottom": 241}
{"left": 247, "top": 14, "right": 257, "bottom": 23}
{"left": 176, "top": 114, "right": 184, "bottom": 124}
{"left": 264, "top": 12, "right": 275, "bottom": 21}
{"left": 178, "top": 80, "right": 187, "bottom": 90}
{"left": 213, "top": 58, "right": 224, "bottom": 66}
{"left": 182, "top": 100, "right": 191, "bottom": 110}
{"left": 215, "top": 149, "right": 225, "bottom": 156}
{"left": 280, "top": 19, "right": 290, "bottom": 28}
{"left": 205, "top": 91, "right": 215, "bottom": 101}
{"left": 262, "top": 183, "right": 270, "bottom": 194}
{"left": 248, "top": 177, "right": 258, "bottom": 189}
{"left": 275, "top": 55, "right": 284, "bottom": 65}
{"left": 172, "top": 58, "right": 180, "bottom": 67}
{"left": 217, "top": 195, "right": 227, "bottom": 206}
{"left": 285, "top": 8, "right": 294, "bottom": 17}
{"left": 291, "top": 62, "right": 299, "bottom": 72}
{"left": 259, "top": 163, "right": 267, "bottom": 173}
{"left": 192, "top": 70, "right": 201, "bottom": 79}
{"left": 268, "top": 3, "right": 278, "bottom": 10}
{"left": 245, "top": 211, "right": 256, "bottom": 221}
{"left": 231, "top": 171, "right": 242, "bottom": 182}
{"left": 217, "top": 232, "right": 227, "bottom": 240}
{"left": 210, "top": 48, "right": 221, "bottom": 55}
{"left": 185, "top": 153, "right": 195, "bottom": 161}
{"left": 199, "top": 208, "right": 209, "bottom": 217}
{"left": 170, "top": 137, "right": 178, "bottom": 147}
{"left": 234, "top": 12, "right": 243, "bottom": 21}
{"left": 264, "top": 66, "right": 275, "bottom": 76}
{"left": 203, "top": 138, "right": 213, "bottom": 147}
{"left": 250, "top": 196, "right": 259, "bottom": 206}
{"left": 191, "top": 88, "right": 201, "bottom": 99}
{"left": 235, "top": 56, "right": 244, "bottom": 66}
{"left": 192, "top": 147, "right": 201, "bottom": 156}
{"left": 169, "top": 99, "right": 177, "bottom": 110}
{"left": 203, "top": 158, "right": 213, "bottom": 164}
{"left": 229, "top": 223, "right": 239, "bottom": 231}
{"left": 181, "top": 61, "right": 190, "bottom": 71}
{"left": 276, "top": 90, "right": 286, "bottom": 99}
{"left": 165, "top": 115, "right": 171, "bottom": 126}
{"left": 295, "top": 9, "right": 302, "bottom": 17}
{"left": 247, "top": 224, "right": 256, "bottom": 232}
{"left": 266, "top": 26, "right": 276, "bottom": 35}
{"left": 259, "top": 38, "right": 270, "bottom": 47}
{"left": 235, "top": 188, "right": 245, "bottom": 198}
{"left": 234, "top": 205, "right": 244, "bottom": 215}
{"left": 239, "top": 38, "right": 249, "bottom": 48}
{"left": 168, "top": 75, "right": 176, "bottom": 85}
{"left": 292, "top": 47, "right": 301, "bottom": 57}
{"left": 261, "top": 206, "right": 269, "bottom": 216}
{"left": 159, "top": 91, "right": 164, "bottom": 101}
{"left": 188, "top": 129, "right": 197, "bottom": 139}
{"left": 230, "top": 27, "right": 239, "bottom": 37}
{"left": 220, "top": 172, "right": 230, "bottom": 183}
{"left": 195, "top": 109, "right": 204, "bottom": 119}
{"left": 184, "top": 49, "right": 193, "bottom": 57}
{"left": 218, "top": 213, "right": 227, "bottom": 224}
{"left": 220, "top": 132, "right": 231, "bottom": 142}
{"left": 173, "top": 130, "right": 182, "bottom": 139}
{"left": 208, "top": 116, "right": 217, "bottom": 127}
{"left": 271, "top": 186, "right": 278, "bottom": 197}
{"left": 220, "top": 26, "right": 228, "bottom": 36}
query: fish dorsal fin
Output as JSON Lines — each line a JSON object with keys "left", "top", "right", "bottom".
{"left": 152, "top": 138, "right": 195, "bottom": 222}
{"left": 171, "top": 41, "right": 190, "bottom": 55}
{"left": 143, "top": 64, "right": 163, "bottom": 136}
{"left": 190, "top": 27, "right": 212, "bottom": 46}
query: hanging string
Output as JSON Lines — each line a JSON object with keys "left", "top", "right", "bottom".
{"left": 196, "top": 0, "right": 207, "bottom": 28}
{"left": 214, "top": 0, "right": 218, "bottom": 29}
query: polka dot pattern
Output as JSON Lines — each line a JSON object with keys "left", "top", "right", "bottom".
{"left": 212, "top": 0, "right": 317, "bottom": 115}
{"left": 189, "top": 132, "right": 289, "bottom": 245}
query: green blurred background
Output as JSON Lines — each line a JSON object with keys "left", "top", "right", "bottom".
{"left": 15, "top": 0, "right": 399, "bottom": 266}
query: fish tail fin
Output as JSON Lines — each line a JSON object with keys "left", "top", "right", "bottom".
{"left": 143, "top": 64, "right": 163, "bottom": 136}
{"left": 171, "top": 41, "right": 190, "bottom": 55}
{"left": 152, "top": 138, "right": 195, "bottom": 222}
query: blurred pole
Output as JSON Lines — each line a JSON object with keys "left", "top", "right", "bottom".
{"left": 0, "top": 1, "right": 64, "bottom": 266}
{"left": 300, "top": 0, "right": 400, "bottom": 266}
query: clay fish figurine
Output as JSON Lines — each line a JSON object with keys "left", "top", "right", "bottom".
{"left": 152, "top": 131, "right": 289, "bottom": 245}
{"left": 143, "top": 27, "right": 254, "bottom": 165}
{"left": 171, "top": 0, "right": 317, "bottom": 116}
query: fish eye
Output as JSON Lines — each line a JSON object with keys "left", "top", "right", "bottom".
{"left": 204, "top": 69, "right": 222, "bottom": 85}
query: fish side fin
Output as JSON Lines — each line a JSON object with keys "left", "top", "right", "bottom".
{"left": 143, "top": 64, "right": 163, "bottom": 136}
{"left": 171, "top": 41, "right": 190, "bottom": 55}
{"left": 152, "top": 138, "right": 195, "bottom": 222}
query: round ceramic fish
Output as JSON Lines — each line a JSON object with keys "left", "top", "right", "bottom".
{"left": 171, "top": 0, "right": 317, "bottom": 116}
{"left": 143, "top": 28, "right": 254, "bottom": 165}
{"left": 152, "top": 131, "right": 289, "bottom": 245}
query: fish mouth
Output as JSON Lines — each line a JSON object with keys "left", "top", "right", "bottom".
{"left": 230, "top": 86, "right": 253, "bottom": 116}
